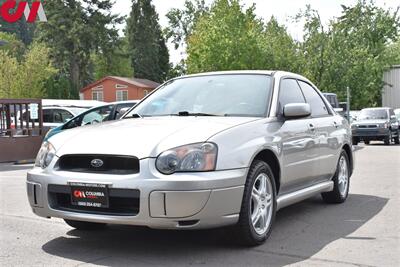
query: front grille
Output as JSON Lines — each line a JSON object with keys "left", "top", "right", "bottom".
{"left": 58, "top": 154, "right": 139, "bottom": 175}
{"left": 48, "top": 184, "right": 140, "bottom": 216}
{"left": 358, "top": 125, "right": 377, "bottom": 128}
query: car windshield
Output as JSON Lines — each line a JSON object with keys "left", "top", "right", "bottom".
{"left": 125, "top": 74, "right": 272, "bottom": 117}
{"left": 358, "top": 109, "right": 388, "bottom": 120}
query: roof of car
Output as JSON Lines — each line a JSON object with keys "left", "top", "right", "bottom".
{"left": 42, "top": 99, "right": 106, "bottom": 108}
{"left": 177, "top": 70, "right": 275, "bottom": 79}
{"left": 109, "top": 100, "right": 139, "bottom": 105}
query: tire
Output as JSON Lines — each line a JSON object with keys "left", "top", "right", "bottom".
{"left": 364, "top": 140, "right": 370, "bottom": 145}
{"left": 64, "top": 219, "right": 107, "bottom": 230}
{"left": 322, "top": 150, "right": 350, "bottom": 204}
{"left": 384, "top": 132, "right": 391, "bottom": 145}
{"left": 394, "top": 131, "right": 400, "bottom": 145}
{"left": 234, "top": 160, "right": 277, "bottom": 246}
{"left": 352, "top": 137, "right": 358, "bottom": 145}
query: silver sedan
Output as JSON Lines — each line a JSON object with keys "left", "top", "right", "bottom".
{"left": 27, "top": 71, "right": 354, "bottom": 246}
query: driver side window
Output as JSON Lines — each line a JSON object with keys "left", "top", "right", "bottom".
{"left": 278, "top": 79, "right": 306, "bottom": 115}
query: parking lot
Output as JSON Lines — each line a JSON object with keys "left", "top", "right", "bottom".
{"left": 0, "top": 143, "right": 399, "bottom": 267}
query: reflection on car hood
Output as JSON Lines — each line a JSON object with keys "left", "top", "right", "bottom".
{"left": 50, "top": 116, "right": 260, "bottom": 158}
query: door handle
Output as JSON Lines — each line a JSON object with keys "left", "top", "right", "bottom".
{"left": 309, "top": 123, "right": 315, "bottom": 131}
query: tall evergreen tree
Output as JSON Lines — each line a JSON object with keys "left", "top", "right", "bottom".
{"left": 126, "top": 0, "right": 170, "bottom": 82}
{"left": 36, "top": 0, "right": 123, "bottom": 97}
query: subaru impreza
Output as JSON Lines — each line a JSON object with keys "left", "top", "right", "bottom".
{"left": 27, "top": 71, "right": 354, "bottom": 245}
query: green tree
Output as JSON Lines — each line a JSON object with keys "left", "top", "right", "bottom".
{"left": 186, "top": 0, "right": 265, "bottom": 73}
{"left": 92, "top": 37, "right": 133, "bottom": 80}
{"left": 261, "top": 17, "right": 302, "bottom": 73}
{"left": 324, "top": 1, "right": 399, "bottom": 109}
{"left": 165, "top": 0, "right": 209, "bottom": 50}
{"left": 36, "top": 0, "right": 123, "bottom": 97}
{"left": 296, "top": 6, "right": 330, "bottom": 86}
{"left": 0, "top": 42, "right": 57, "bottom": 98}
{"left": 126, "top": 0, "right": 170, "bottom": 82}
{"left": 0, "top": 32, "right": 25, "bottom": 60}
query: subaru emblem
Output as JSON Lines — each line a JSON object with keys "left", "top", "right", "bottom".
{"left": 91, "top": 159, "right": 104, "bottom": 168}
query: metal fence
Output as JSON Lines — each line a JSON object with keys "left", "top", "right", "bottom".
{"left": 0, "top": 99, "right": 44, "bottom": 162}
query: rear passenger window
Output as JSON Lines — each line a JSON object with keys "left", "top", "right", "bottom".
{"left": 278, "top": 79, "right": 306, "bottom": 114}
{"left": 298, "top": 81, "right": 329, "bottom": 117}
{"left": 43, "top": 110, "right": 53, "bottom": 123}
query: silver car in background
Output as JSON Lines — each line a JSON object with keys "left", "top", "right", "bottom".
{"left": 27, "top": 71, "right": 354, "bottom": 246}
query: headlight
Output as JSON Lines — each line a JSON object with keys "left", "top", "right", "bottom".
{"left": 383, "top": 123, "right": 389, "bottom": 128}
{"left": 156, "top": 142, "right": 218, "bottom": 175}
{"left": 35, "top": 142, "right": 56, "bottom": 169}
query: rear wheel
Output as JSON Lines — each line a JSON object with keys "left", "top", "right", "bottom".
{"left": 364, "top": 140, "right": 370, "bottom": 145}
{"left": 64, "top": 219, "right": 107, "bottom": 230}
{"left": 234, "top": 160, "right": 276, "bottom": 246}
{"left": 394, "top": 131, "right": 400, "bottom": 145}
{"left": 322, "top": 150, "right": 350, "bottom": 204}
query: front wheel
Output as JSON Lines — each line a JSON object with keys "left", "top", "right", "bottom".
{"left": 234, "top": 160, "right": 276, "bottom": 246}
{"left": 384, "top": 132, "right": 391, "bottom": 145}
{"left": 352, "top": 137, "right": 359, "bottom": 145}
{"left": 322, "top": 150, "right": 350, "bottom": 204}
{"left": 64, "top": 219, "right": 107, "bottom": 230}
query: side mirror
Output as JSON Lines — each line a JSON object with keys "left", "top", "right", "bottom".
{"left": 390, "top": 115, "right": 396, "bottom": 120}
{"left": 334, "top": 108, "right": 344, "bottom": 113}
{"left": 283, "top": 103, "right": 311, "bottom": 119}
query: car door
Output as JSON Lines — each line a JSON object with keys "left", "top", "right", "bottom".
{"left": 277, "top": 78, "right": 320, "bottom": 194}
{"left": 297, "top": 80, "right": 340, "bottom": 182}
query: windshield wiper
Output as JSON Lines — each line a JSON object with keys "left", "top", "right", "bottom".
{"left": 175, "top": 111, "right": 219, "bottom": 117}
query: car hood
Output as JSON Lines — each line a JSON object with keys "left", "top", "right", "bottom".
{"left": 50, "top": 116, "right": 260, "bottom": 158}
{"left": 353, "top": 119, "right": 387, "bottom": 125}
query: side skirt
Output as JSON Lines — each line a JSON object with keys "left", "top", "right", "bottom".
{"left": 276, "top": 181, "right": 334, "bottom": 211}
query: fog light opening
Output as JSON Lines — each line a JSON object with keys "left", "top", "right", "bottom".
{"left": 178, "top": 220, "right": 199, "bottom": 227}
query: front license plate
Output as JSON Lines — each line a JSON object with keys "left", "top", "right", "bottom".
{"left": 70, "top": 182, "right": 109, "bottom": 208}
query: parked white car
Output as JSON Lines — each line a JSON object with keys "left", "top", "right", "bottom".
{"left": 27, "top": 71, "right": 354, "bottom": 245}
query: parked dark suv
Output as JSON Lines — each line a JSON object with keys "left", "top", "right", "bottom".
{"left": 352, "top": 107, "right": 400, "bottom": 145}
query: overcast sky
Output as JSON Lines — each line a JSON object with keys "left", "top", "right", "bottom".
{"left": 112, "top": 0, "right": 399, "bottom": 64}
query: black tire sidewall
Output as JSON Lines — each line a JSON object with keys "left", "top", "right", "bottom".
{"left": 239, "top": 160, "right": 277, "bottom": 245}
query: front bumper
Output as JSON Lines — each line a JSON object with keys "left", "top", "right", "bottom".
{"left": 352, "top": 128, "right": 389, "bottom": 139}
{"left": 27, "top": 158, "right": 246, "bottom": 229}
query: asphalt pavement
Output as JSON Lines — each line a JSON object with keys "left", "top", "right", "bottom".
{"left": 0, "top": 143, "right": 399, "bottom": 267}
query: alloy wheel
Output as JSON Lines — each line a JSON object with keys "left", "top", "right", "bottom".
{"left": 337, "top": 156, "right": 349, "bottom": 197}
{"left": 250, "top": 173, "right": 273, "bottom": 235}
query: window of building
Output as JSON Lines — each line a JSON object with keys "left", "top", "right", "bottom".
{"left": 116, "top": 90, "right": 128, "bottom": 101}
{"left": 143, "top": 90, "right": 149, "bottom": 97}
{"left": 92, "top": 90, "right": 104, "bottom": 101}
